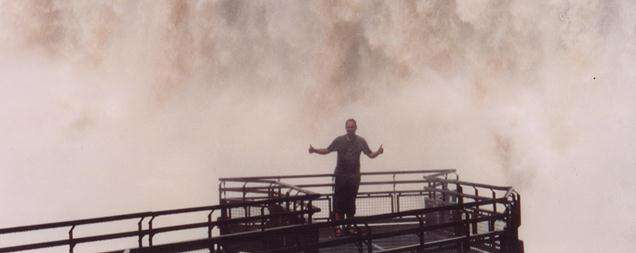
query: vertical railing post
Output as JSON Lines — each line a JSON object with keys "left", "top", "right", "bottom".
{"left": 299, "top": 200, "right": 305, "bottom": 222}
{"left": 391, "top": 192, "right": 395, "bottom": 213}
{"left": 137, "top": 217, "right": 145, "bottom": 247}
{"left": 455, "top": 184, "right": 467, "bottom": 251}
{"left": 208, "top": 209, "right": 215, "bottom": 253}
{"left": 68, "top": 225, "right": 76, "bottom": 253}
{"left": 490, "top": 190, "right": 497, "bottom": 232}
{"left": 501, "top": 194, "right": 522, "bottom": 253}
{"left": 242, "top": 182, "right": 248, "bottom": 220}
{"left": 416, "top": 214, "right": 425, "bottom": 253}
{"left": 442, "top": 181, "right": 448, "bottom": 203}
{"left": 392, "top": 173, "right": 396, "bottom": 193}
{"left": 361, "top": 222, "right": 372, "bottom": 253}
{"left": 488, "top": 190, "right": 496, "bottom": 251}
{"left": 327, "top": 196, "right": 333, "bottom": 221}
{"left": 308, "top": 200, "right": 313, "bottom": 224}
{"left": 261, "top": 207, "right": 266, "bottom": 230}
{"left": 473, "top": 186, "right": 479, "bottom": 234}
{"left": 218, "top": 180, "right": 223, "bottom": 208}
{"left": 462, "top": 212, "right": 471, "bottom": 253}
{"left": 510, "top": 194, "right": 522, "bottom": 252}
{"left": 208, "top": 210, "right": 214, "bottom": 239}
{"left": 148, "top": 216, "right": 155, "bottom": 246}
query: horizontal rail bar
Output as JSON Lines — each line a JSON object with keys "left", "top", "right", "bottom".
{"left": 0, "top": 230, "right": 145, "bottom": 253}
{"left": 218, "top": 169, "right": 456, "bottom": 181}
{"left": 104, "top": 197, "right": 511, "bottom": 253}
{"left": 347, "top": 198, "right": 508, "bottom": 223}
{"left": 376, "top": 230, "right": 505, "bottom": 253}
{"left": 222, "top": 189, "right": 433, "bottom": 201}
{"left": 422, "top": 187, "right": 494, "bottom": 201}
{"left": 0, "top": 212, "right": 152, "bottom": 234}
{"left": 221, "top": 179, "right": 450, "bottom": 191}
{"left": 0, "top": 207, "right": 320, "bottom": 252}
{"left": 262, "top": 214, "right": 508, "bottom": 252}
{"left": 1, "top": 195, "right": 319, "bottom": 236}
{"left": 218, "top": 179, "right": 319, "bottom": 195}
{"left": 429, "top": 178, "right": 512, "bottom": 191}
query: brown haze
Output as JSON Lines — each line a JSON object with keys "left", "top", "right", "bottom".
{"left": 1, "top": 1, "right": 635, "bottom": 252}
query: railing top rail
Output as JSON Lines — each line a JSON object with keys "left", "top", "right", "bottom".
{"left": 221, "top": 179, "right": 441, "bottom": 191}
{"left": 429, "top": 178, "right": 512, "bottom": 191}
{"left": 218, "top": 178, "right": 319, "bottom": 195}
{"left": 219, "top": 173, "right": 333, "bottom": 181}
{"left": 107, "top": 198, "right": 510, "bottom": 253}
{"left": 266, "top": 179, "right": 319, "bottom": 195}
{"left": 0, "top": 212, "right": 152, "bottom": 234}
{"left": 505, "top": 188, "right": 520, "bottom": 199}
{"left": 0, "top": 208, "right": 322, "bottom": 253}
{"left": 0, "top": 194, "right": 319, "bottom": 235}
{"left": 218, "top": 169, "right": 456, "bottom": 181}
{"left": 360, "top": 169, "right": 455, "bottom": 176}
{"left": 223, "top": 178, "right": 508, "bottom": 192}
{"left": 221, "top": 179, "right": 458, "bottom": 192}
{"left": 348, "top": 197, "right": 509, "bottom": 223}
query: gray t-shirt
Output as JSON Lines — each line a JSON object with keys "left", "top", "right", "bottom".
{"left": 327, "top": 134, "right": 372, "bottom": 175}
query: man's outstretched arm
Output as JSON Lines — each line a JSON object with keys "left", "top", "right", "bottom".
{"left": 309, "top": 145, "right": 331, "bottom": 155}
{"left": 366, "top": 144, "right": 384, "bottom": 159}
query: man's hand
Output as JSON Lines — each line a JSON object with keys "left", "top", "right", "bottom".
{"left": 367, "top": 144, "right": 384, "bottom": 158}
{"left": 309, "top": 145, "right": 331, "bottom": 155}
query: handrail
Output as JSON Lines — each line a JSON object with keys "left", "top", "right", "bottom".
{"left": 218, "top": 169, "right": 456, "bottom": 181}
{"left": 0, "top": 212, "right": 152, "bottom": 234}
{"left": 0, "top": 194, "right": 320, "bottom": 252}
{"left": 110, "top": 198, "right": 507, "bottom": 253}
{"left": 221, "top": 178, "right": 320, "bottom": 196}
{"left": 3, "top": 169, "right": 518, "bottom": 253}
{"left": 221, "top": 179, "right": 455, "bottom": 191}
{"left": 374, "top": 230, "right": 505, "bottom": 253}
{"left": 2, "top": 193, "right": 320, "bottom": 234}
{"left": 0, "top": 208, "right": 321, "bottom": 253}
{"left": 427, "top": 178, "right": 513, "bottom": 191}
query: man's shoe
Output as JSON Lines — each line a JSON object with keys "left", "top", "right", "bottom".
{"left": 334, "top": 227, "right": 344, "bottom": 237}
{"left": 346, "top": 226, "right": 361, "bottom": 236}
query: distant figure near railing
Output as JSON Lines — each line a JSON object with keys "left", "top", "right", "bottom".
{"left": 218, "top": 169, "right": 459, "bottom": 222}
{"left": 217, "top": 169, "right": 522, "bottom": 252}
{"left": 308, "top": 118, "right": 385, "bottom": 237}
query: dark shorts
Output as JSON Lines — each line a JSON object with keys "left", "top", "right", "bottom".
{"left": 333, "top": 174, "right": 361, "bottom": 216}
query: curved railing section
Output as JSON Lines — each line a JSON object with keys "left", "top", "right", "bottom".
{"left": 0, "top": 169, "right": 522, "bottom": 252}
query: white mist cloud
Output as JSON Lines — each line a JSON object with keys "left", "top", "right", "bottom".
{"left": 1, "top": 0, "right": 635, "bottom": 251}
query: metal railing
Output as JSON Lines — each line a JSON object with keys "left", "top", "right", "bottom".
{"left": 1, "top": 170, "right": 522, "bottom": 252}
{"left": 108, "top": 188, "right": 520, "bottom": 252}
{"left": 0, "top": 182, "right": 320, "bottom": 253}
{"left": 219, "top": 170, "right": 459, "bottom": 221}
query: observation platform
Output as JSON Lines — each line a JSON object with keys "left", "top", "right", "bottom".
{"left": 0, "top": 170, "right": 523, "bottom": 252}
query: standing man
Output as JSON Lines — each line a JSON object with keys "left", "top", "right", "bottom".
{"left": 308, "top": 118, "right": 383, "bottom": 236}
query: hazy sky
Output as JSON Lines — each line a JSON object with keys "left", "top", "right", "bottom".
{"left": 1, "top": 1, "right": 635, "bottom": 252}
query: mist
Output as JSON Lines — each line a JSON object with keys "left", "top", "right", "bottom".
{"left": 1, "top": 0, "right": 635, "bottom": 252}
